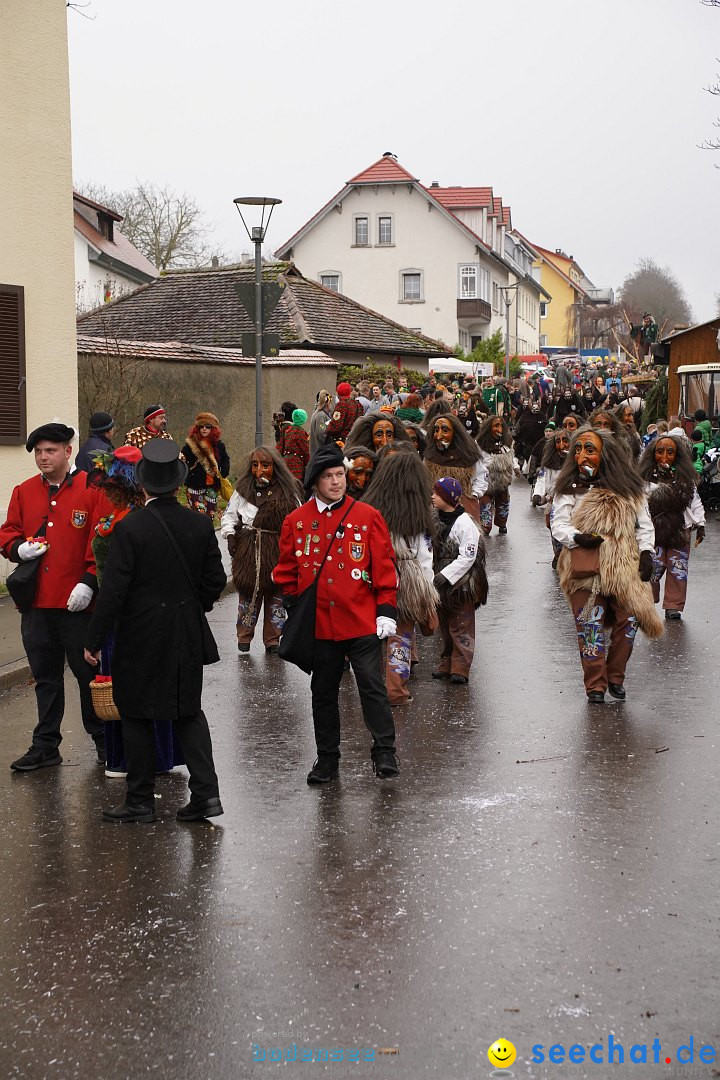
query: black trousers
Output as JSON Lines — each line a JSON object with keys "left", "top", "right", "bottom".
{"left": 20, "top": 608, "right": 104, "bottom": 750}
{"left": 311, "top": 635, "right": 395, "bottom": 757}
{"left": 121, "top": 711, "right": 219, "bottom": 807}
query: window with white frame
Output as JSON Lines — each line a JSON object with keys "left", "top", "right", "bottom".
{"left": 459, "top": 264, "right": 478, "bottom": 299}
{"left": 540, "top": 334, "right": 548, "bottom": 347}
{"left": 401, "top": 270, "right": 423, "bottom": 302}
{"left": 478, "top": 266, "right": 490, "bottom": 302}
{"left": 353, "top": 215, "right": 369, "bottom": 246}
{"left": 378, "top": 215, "right": 393, "bottom": 245}
{"left": 492, "top": 281, "right": 501, "bottom": 313}
{"left": 540, "top": 301, "right": 548, "bottom": 318}
{"left": 320, "top": 273, "right": 341, "bottom": 293}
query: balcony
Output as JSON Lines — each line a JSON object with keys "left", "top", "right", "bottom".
{"left": 457, "top": 298, "right": 491, "bottom": 322}
{"left": 585, "top": 287, "right": 614, "bottom": 305}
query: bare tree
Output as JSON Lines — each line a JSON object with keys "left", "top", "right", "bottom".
{"left": 76, "top": 182, "right": 216, "bottom": 270}
{"left": 618, "top": 258, "right": 692, "bottom": 330}
{"left": 78, "top": 322, "right": 151, "bottom": 433}
{"left": 699, "top": 1, "right": 720, "bottom": 161}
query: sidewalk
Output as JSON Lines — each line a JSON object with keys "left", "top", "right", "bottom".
{"left": 0, "top": 533, "right": 234, "bottom": 690}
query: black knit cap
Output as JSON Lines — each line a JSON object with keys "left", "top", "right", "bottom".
{"left": 89, "top": 411, "right": 114, "bottom": 433}
{"left": 304, "top": 442, "right": 345, "bottom": 489}
{"left": 26, "top": 422, "right": 75, "bottom": 451}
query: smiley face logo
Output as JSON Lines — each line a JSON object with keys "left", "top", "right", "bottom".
{"left": 488, "top": 1039, "right": 516, "bottom": 1068}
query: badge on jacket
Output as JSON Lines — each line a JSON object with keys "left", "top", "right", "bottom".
{"left": 71, "top": 510, "right": 88, "bottom": 528}
{"left": 350, "top": 542, "right": 365, "bottom": 562}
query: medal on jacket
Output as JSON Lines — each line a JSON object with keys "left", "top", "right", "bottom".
{"left": 304, "top": 534, "right": 311, "bottom": 555}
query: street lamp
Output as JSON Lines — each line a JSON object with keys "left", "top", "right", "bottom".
{"left": 233, "top": 195, "right": 282, "bottom": 447}
{"left": 499, "top": 283, "right": 521, "bottom": 381}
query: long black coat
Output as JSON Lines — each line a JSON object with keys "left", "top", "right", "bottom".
{"left": 86, "top": 497, "right": 226, "bottom": 720}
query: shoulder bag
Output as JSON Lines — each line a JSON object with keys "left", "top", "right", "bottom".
{"left": 146, "top": 504, "right": 220, "bottom": 664}
{"left": 6, "top": 518, "right": 48, "bottom": 613}
{"left": 278, "top": 502, "right": 353, "bottom": 675}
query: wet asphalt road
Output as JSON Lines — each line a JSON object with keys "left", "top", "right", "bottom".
{"left": 0, "top": 480, "right": 719, "bottom": 1080}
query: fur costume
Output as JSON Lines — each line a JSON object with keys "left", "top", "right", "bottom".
{"left": 645, "top": 477, "right": 695, "bottom": 550}
{"left": 232, "top": 494, "right": 293, "bottom": 597}
{"left": 557, "top": 488, "right": 664, "bottom": 639}
{"left": 433, "top": 510, "right": 489, "bottom": 612}
{"left": 231, "top": 448, "right": 302, "bottom": 597}
{"left": 183, "top": 434, "right": 220, "bottom": 477}
{"left": 363, "top": 451, "right": 438, "bottom": 625}
{"left": 483, "top": 449, "right": 514, "bottom": 497}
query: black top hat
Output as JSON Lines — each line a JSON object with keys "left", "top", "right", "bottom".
{"left": 135, "top": 439, "right": 188, "bottom": 494}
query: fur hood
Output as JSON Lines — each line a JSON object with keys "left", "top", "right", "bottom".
{"left": 557, "top": 488, "right": 664, "bottom": 639}
{"left": 184, "top": 434, "right": 220, "bottom": 476}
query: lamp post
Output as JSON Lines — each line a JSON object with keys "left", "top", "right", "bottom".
{"left": 233, "top": 196, "right": 282, "bottom": 447}
{"left": 500, "top": 283, "right": 521, "bottom": 381}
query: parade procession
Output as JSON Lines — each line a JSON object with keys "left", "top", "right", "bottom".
{"left": 3, "top": 3, "right": 720, "bottom": 1078}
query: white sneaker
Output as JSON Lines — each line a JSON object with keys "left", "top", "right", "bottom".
{"left": 104, "top": 768, "right": 128, "bottom": 778}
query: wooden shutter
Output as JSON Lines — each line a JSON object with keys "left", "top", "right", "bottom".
{"left": 0, "top": 284, "right": 27, "bottom": 444}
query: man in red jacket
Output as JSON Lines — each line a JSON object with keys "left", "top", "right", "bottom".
{"left": 273, "top": 443, "right": 399, "bottom": 783}
{"left": 0, "top": 422, "right": 105, "bottom": 771}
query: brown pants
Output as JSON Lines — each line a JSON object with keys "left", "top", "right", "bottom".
{"left": 236, "top": 587, "right": 286, "bottom": 647}
{"left": 436, "top": 602, "right": 475, "bottom": 678}
{"left": 570, "top": 589, "right": 637, "bottom": 693}
{"left": 651, "top": 543, "right": 690, "bottom": 612}
{"left": 385, "top": 618, "right": 414, "bottom": 704}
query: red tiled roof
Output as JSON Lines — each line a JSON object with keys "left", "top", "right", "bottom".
{"left": 425, "top": 186, "right": 493, "bottom": 209}
{"left": 348, "top": 155, "right": 417, "bottom": 184}
{"left": 73, "top": 190, "right": 123, "bottom": 222}
{"left": 74, "top": 210, "right": 159, "bottom": 281}
{"left": 527, "top": 241, "right": 589, "bottom": 299}
{"left": 76, "top": 264, "right": 450, "bottom": 357}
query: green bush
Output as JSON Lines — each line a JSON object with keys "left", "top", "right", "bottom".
{"left": 640, "top": 373, "right": 668, "bottom": 433}
{"left": 335, "top": 363, "right": 428, "bottom": 388}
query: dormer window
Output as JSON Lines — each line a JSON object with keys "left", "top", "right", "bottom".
{"left": 98, "top": 213, "right": 114, "bottom": 242}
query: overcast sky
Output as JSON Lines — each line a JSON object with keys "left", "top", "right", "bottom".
{"left": 68, "top": 0, "right": 720, "bottom": 322}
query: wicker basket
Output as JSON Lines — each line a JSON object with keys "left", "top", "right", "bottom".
{"left": 90, "top": 679, "right": 120, "bottom": 722}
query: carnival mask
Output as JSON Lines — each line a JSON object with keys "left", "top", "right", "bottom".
{"left": 555, "top": 432, "right": 570, "bottom": 456}
{"left": 347, "top": 456, "right": 374, "bottom": 490}
{"left": 575, "top": 431, "right": 602, "bottom": 477}
{"left": 251, "top": 456, "right": 273, "bottom": 485}
{"left": 406, "top": 429, "right": 420, "bottom": 451}
{"left": 654, "top": 438, "right": 677, "bottom": 472}
{"left": 490, "top": 418, "right": 504, "bottom": 440}
{"left": 433, "top": 418, "right": 454, "bottom": 451}
{"left": 372, "top": 419, "right": 395, "bottom": 449}
{"left": 562, "top": 415, "right": 580, "bottom": 432}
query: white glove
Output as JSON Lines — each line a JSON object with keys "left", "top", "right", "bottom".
{"left": 67, "top": 583, "right": 93, "bottom": 613}
{"left": 17, "top": 540, "right": 48, "bottom": 561}
{"left": 376, "top": 616, "right": 397, "bottom": 640}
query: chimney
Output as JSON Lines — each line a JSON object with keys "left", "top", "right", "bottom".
{"left": 382, "top": 150, "right": 397, "bottom": 159}
{"left": 211, "top": 255, "right": 219, "bottom": 269}
{"left": 430, "top": 181, "right": 440, "bottom": 188}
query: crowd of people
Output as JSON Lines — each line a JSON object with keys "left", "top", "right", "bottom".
{"left": 0, "top": 352, "right": 714, "bottom": 818}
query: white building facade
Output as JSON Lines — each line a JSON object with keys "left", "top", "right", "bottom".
{"left": 276, "top": 154, "right": 548, "bottom": 356}
{"left": 74, "top": 192, "right": 158, "bottom": 314}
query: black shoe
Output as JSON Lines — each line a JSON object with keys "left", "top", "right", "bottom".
{"left": 265, "top": 645, "right": 279, "bottom": 654}
{"left": 176, "top": 797, "right": 224, "bottom": 821}
{"left": 431, "top": 670, "right": 451, "bottom": 680}
{"left": 10, "top": 746, "right": 62, "bottom": 772}
{"left": 608, "top": 683, "right": 626, "bottom": 700}
{"left": 102, "top": 803, "right": 156, "bottom": 823}
{"left": 307, "top": 756, "right": 339, "bottom": 784}
{"left": 551, "top": 553, "right": 559, "bottom": 570}
{"left": 237, "top": 642, "right": 250, "bottom": 653}
{"left": 498, "top": 525, "right": 508, "bottom": 535}
{"left": 95, "top": 743, "right": 106, "bottom": 765}
{"left": 665, "top": 609, "right": 682, "bottom": 620}
{"left": 587, "top": 691, "right": 605, "bottom": 704}
{"left": 372, "top": 748, "right": 400, "bottom": 779}
{"left": 450, "top": 674, "right": 469, "bottom": 685}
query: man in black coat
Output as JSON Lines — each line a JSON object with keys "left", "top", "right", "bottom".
{"left": 75, "top": 412, "right": 116, "bottom": 473}
{"left": 85, "top": 440, "right": 226, "bottom": 823}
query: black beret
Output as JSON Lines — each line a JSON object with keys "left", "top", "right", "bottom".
{"left": 304, "top": 442, "right": 345, "bottom": 489}
{"left": 26, "top": 423, "right": 76, "bottom": 451}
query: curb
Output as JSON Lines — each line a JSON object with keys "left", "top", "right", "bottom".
{"left": 0, "top": 583, "right": 237, "bottom": 694}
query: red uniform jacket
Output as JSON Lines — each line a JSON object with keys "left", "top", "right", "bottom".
{"left": 273, "top": 496, "right": 397, "bottom": 640}
{"left": 0, "top": 471, "right": 101, "bottom": 608}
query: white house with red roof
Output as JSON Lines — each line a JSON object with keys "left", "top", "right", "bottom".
{"left": 275, "top": 152, "right": 550, "bottom": 356}
{"left": 73, "top": 191, "right": 159, "bottom": 313}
